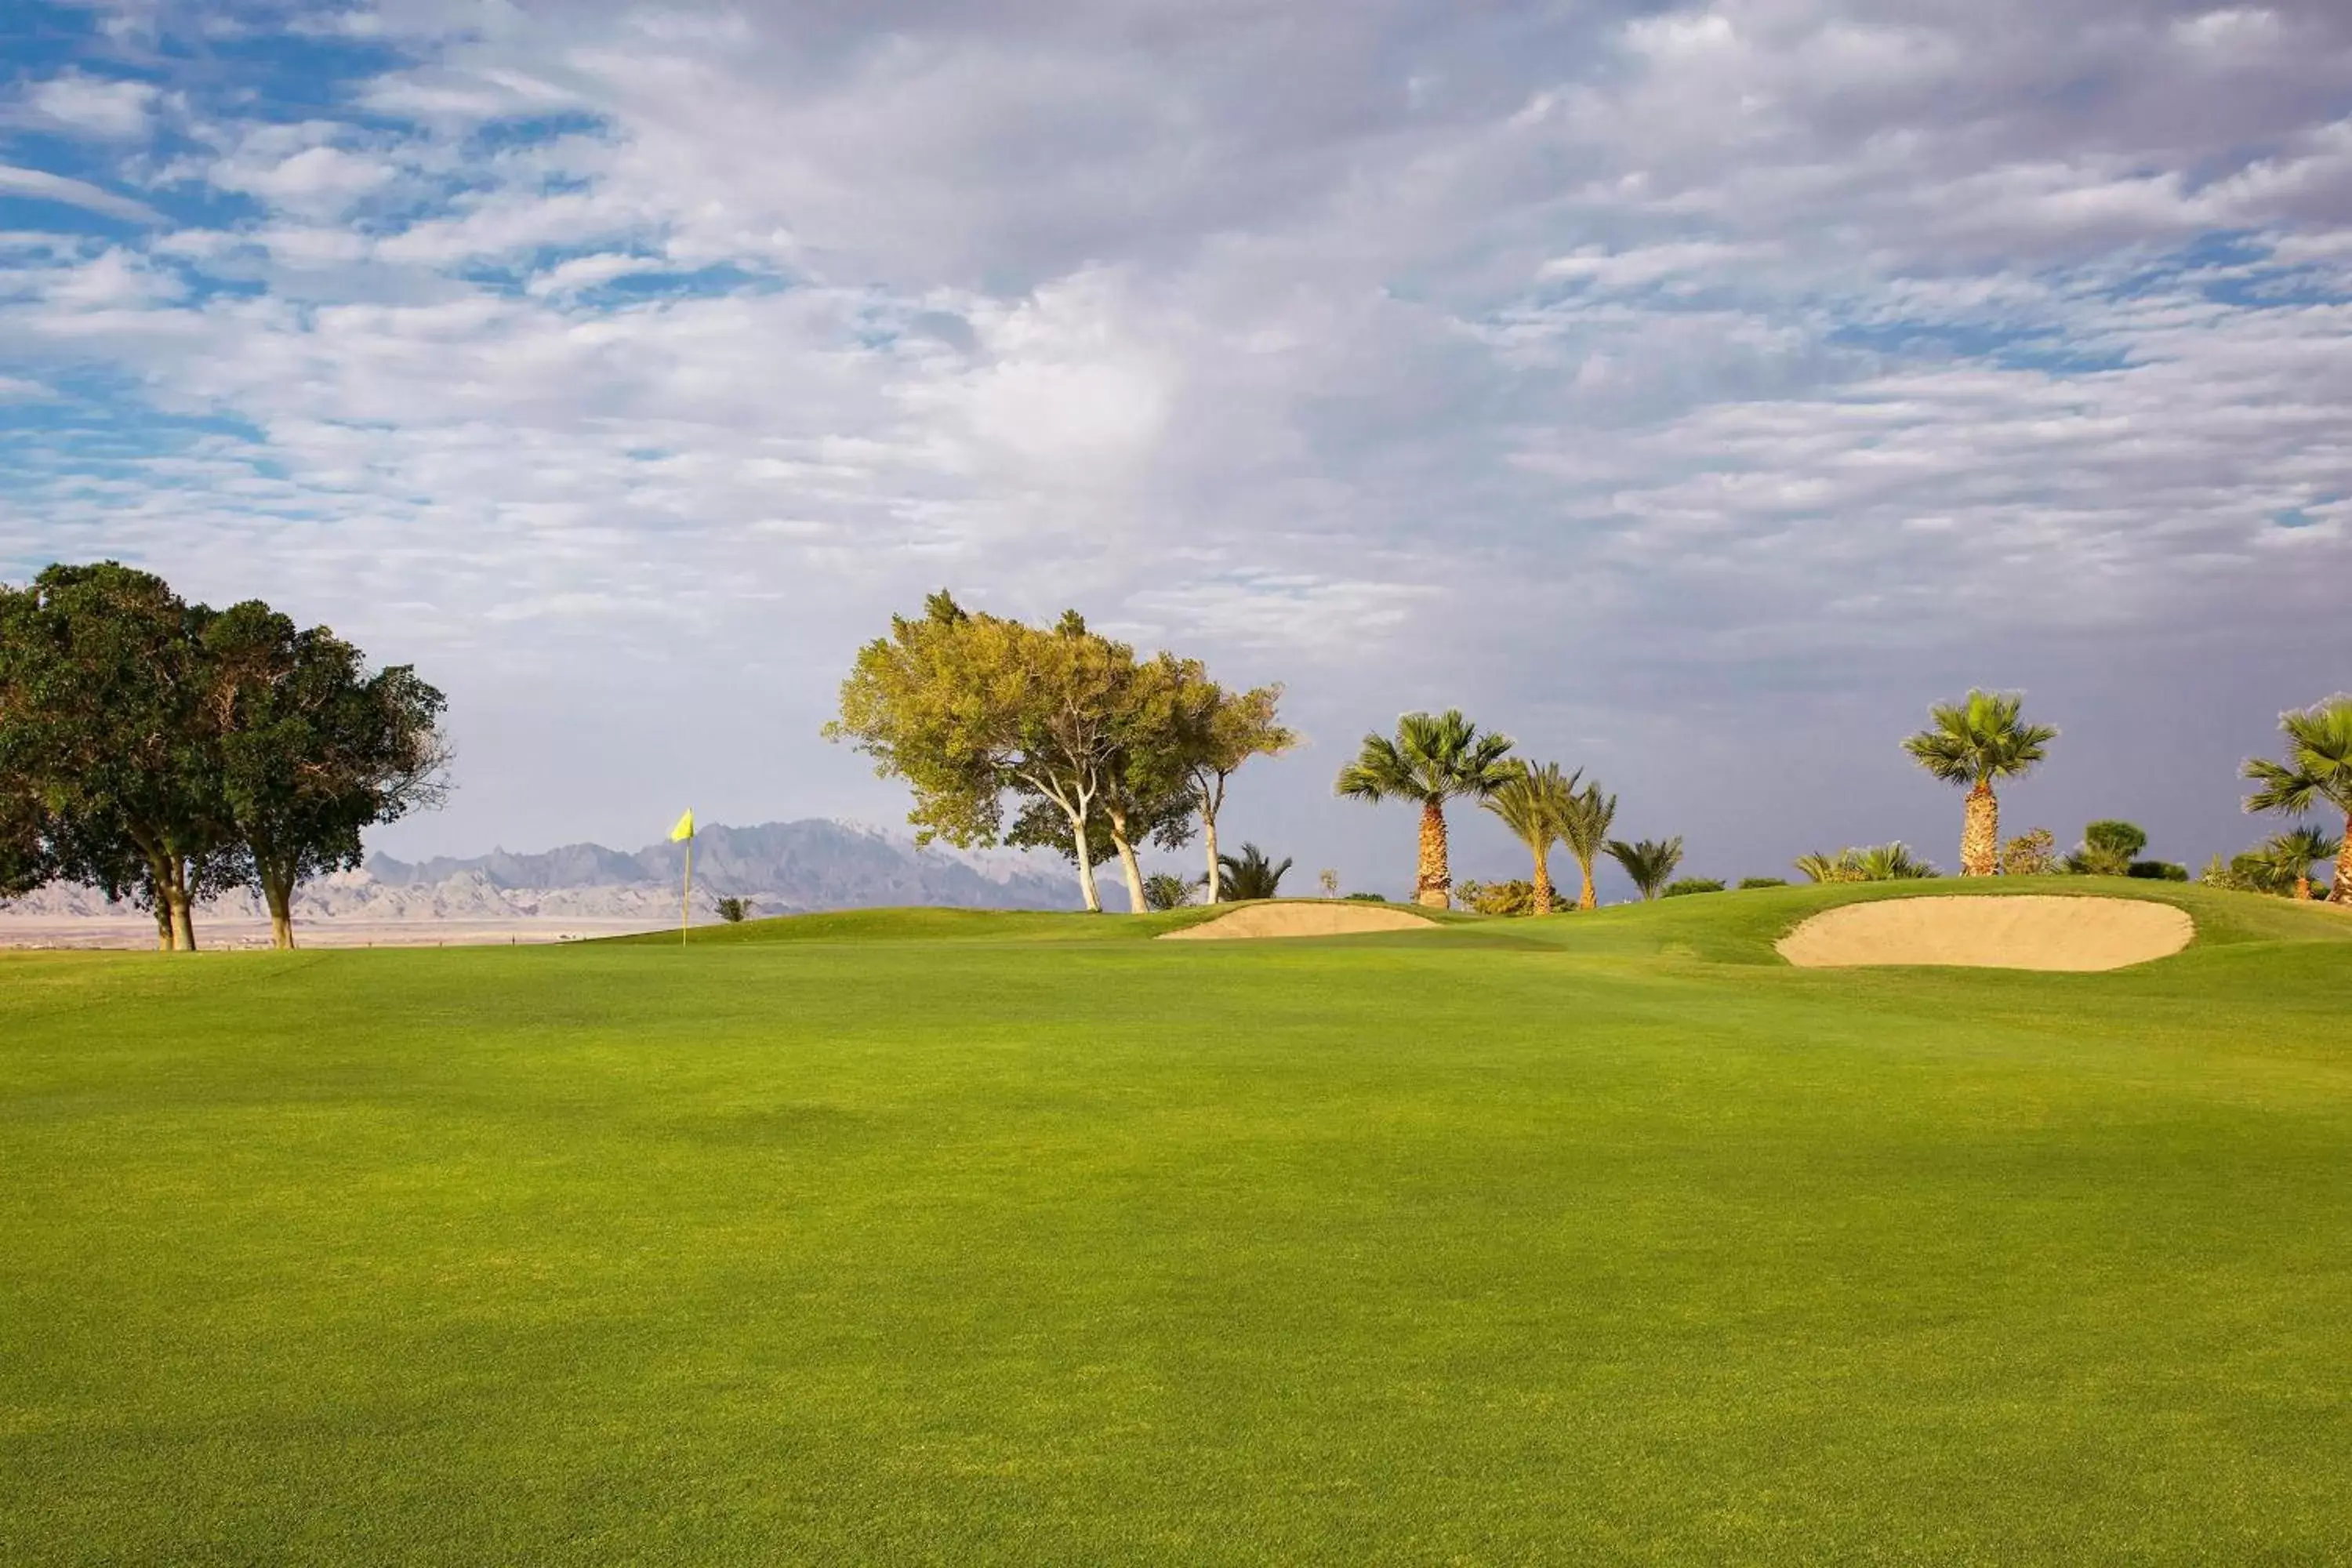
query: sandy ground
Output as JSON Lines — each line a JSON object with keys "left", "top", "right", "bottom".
{"left": 1777, "top": 895, "right": 2194, "bottom": 971}
{"left": 0, "top": 916, "right": 661, "bottom": 951}
{"left": 1161, "top": 902, "right": 1436, "bottom": 940}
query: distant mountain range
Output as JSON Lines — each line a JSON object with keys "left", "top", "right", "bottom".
{"left": 1, "top": 819, "right": 1083, "bottom": 924}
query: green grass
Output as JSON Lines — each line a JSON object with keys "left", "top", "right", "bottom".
{"left": 4, "top": 880, "right": 2349, "bottom": 1564}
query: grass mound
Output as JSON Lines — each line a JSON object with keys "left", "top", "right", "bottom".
{"left": 4, "top": 880, "right": 2349, "bottom": 1562}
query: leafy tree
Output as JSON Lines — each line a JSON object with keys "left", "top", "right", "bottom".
{"left": 1557, "top": 779, "right": 1617, "bottom": 911}
{"left": 1178, "top": 680, "right": 1294, "bottom": 903}
{"left": 1661, "top": 877, "right": 1725, "bottom": 897}
{"left": 1334, "top": 710, "right": 1515, "bottom": 909}
{"left": 0, "top": 564, "right": 235, "bottom": 949}
{"left": 829, "top": 593, "right": 1138, "bottom": 913}
{"left": 2067, "top": 819, "right": 2147, "bottom": 877}
{"left": 0, "top": 789, "right": 50, "bottom": 901}
{"left": 202, "top": 602, "right": 448, "bottom": 949}
{"left": 2243, "top": 695, "right": 2352, "bottom": 905}
{"left": 2000, "top": 828, "right": 2059, "bottom": 877}
{"left": 1606, "top": 836, "right": 1684, "bottom": 901}
{"left": 1902, "top": 691, "right": 2057, "bottom": 877}
{"left": 1480, "top": 760, "right": 1583, "bottom": 915}
{"left": 1217, "top": 842, "right": 1292, "bottom": 901}
{"left": 1141, "top": 871, "right": 1196, "bottom": 912}
{"left": 1737, "top": 877, "right": 1789, "bottom": 890}
{"left": 713, "top": 896, "right": 753, "bottom": 924}
{"left": 1318, "top": 868, "right": 1339, "bottom": 898}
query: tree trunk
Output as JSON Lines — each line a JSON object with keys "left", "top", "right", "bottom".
{"left": 1065, "top": 811, "right": 1102, "bottom": 913}
{"left": 165, "top": 873, "right": 196, "bottom": 952}
{"left": 2296, "top": 876, "right": 2312, "bottom": 902}
{"left": 1202, "top": 810, "right": 1221, "bottom": 904}
{"left": 152, "top": 902, "right": 173, "bottom": 950}
{"left": 1577, "top": 856, "right": 1596, "bottom": 911}
{"left": 1105, "top": 813, "right": 1148, "bottom": 915}
{"left": 2333, "top": 814, "right": 2352, "bottom": 904}
{"left": 264, "top": 868, "right": 296, "bottom": 950}
{"left": 1415, "top": 798, "right": 1450, "bottom": 909}
{"left": 1962, "top": 782, "right": 1999, "bottom": 877}
{"left": 1530, "top": 843, "right": 1553, "bottom": 916}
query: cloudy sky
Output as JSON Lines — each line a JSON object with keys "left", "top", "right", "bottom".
{"left": 2, "top": 0, "right": 2347, "bottom": 896}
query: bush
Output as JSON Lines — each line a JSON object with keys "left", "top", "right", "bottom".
{"left": 2127, "top": 860, "right": 2188, "bottom": 882}
{"left": 1661, "top": 877, "right": 1725, "bottom": 897}
{"left": 1142, "top": 871, "right": 1197, "bottom": 911}
{"left": 1457, "top": 879, "right": 1566, "bottom": 916}
{"left": 2000, "top": 828, "right": 2058, "bottom": 877}
{"left": 1341, "top": 891, "right": 1388, "bottom": 902}
{"left": 1737, "top": 877, "right": 1789, "bottom": 890}
{"left": 2068, "top": 820, "right": 2148, "bottom": 877}
{"left": 713, "top": 897, "right": 752, "bottom": 924}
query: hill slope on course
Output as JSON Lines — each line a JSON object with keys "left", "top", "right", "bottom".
{"left": 4, "top": 880, "right": 2349, "bottom": 1564}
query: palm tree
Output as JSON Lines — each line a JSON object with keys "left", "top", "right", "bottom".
{"left": 1606, "top": 836, "right": 1684, "bottom": 901}
{"left": 2247, "top": 826, "right": 2343, "bottom": 901}
{"left": 2244, "top": 696, "right": 2352, "bottom": 905}
{"left": 1334, "top": 710, "right": 1515, "bottom": 909}
{"left": 1797, "top": 843, "right": 1941, "bottom": 883}
{"left": 1903, "top": 691, "right": 2058, "bottom": 877}
{"left": 1481, "top": 761, "right": 1582, "bottom": 916}
{"left": 1558, "top": 779, "right": 1617, "bottom": 911}
{"left": 1216, "top": 842, "right": 1293, "bottom": 901}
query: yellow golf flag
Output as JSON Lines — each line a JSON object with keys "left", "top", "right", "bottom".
{"left": 671, "top": 809, "right": 695, "bottom": 944}
{"left": 670, "top": 808, "right": 695, "bottom": 843}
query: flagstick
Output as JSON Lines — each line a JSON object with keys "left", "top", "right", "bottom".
{"left": 681, "top": 836, "right": 693, "bottom": 946}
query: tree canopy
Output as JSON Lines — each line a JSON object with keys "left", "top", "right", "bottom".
{"left": 0, "top": 562, "right": 448, "bottom": 948}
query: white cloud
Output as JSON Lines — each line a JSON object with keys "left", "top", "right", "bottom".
{"left": 22, "top": 71, "right": 159, "bottom": 140}
{"left": 0, "top": 163, "right": 160, "bottom": 223}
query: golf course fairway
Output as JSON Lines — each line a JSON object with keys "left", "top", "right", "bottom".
{"left": 4, "top": 879, "right": 2349, "bottom": 1564}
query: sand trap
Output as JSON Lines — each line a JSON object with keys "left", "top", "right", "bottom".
{"left": 1777, "top": 895, "right": 2193, "bottom": 971}
{"left": 1160, "top": 902, "right": 1437, "bottom": 940}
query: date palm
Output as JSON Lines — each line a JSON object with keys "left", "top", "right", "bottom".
{"left": 2244, "top": 696, "right": 2352, "bottom": 903}
{"left": 1558, "top": 779, "right": 1617, "bottom": 911}
{"left": 1606, "top": 836, "right": 1684, "bottom": 901}
{"left": 1903, "top": 691, "right": 2058, "bottom": 877}
{"left": 1481, "top": 761, "right": 1582, "bottom": 915}
{"left": 2246, "top": 826, "right": 2343, "bottom": 902}
{"left": 1216, "top": 842, "right": 1293, "bottom": 902}
{"left": 1335, "top": 710, "right": 1515, "bottom": 909}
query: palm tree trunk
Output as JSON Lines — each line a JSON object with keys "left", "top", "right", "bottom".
{"left": 1415, "top": 798, "right": 1450, "bottom": 909}
{"left": 2333, "top": 813, "right": 2352, "bottom": 904}
{"left": 1577, "top": 855, "right": 1596, "bottom": 912}
{"left": 1962, "top": 782, "right": 1999, "bottom": 877}
{"left": 1530, "top": 843, "right": 1553, "bottom": 916}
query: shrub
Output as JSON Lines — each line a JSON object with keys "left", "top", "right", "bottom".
{"left": 1142, "top": 872, "right": 1197, "bottom": 911}
{"left": 1341, "top": 891, "right": 1388, "bottom": 902}
{"left": 1457, "top": 879, "right": 1566, "bottom": 916}
{"left": 2126, "top": 860, "right": 2188, "bottom": 882}
{"left": 2000, "top": 828, "right": 2058, "bottom": 876}
{"left": 1661, "top": 877, "right": 1725, "bottom": 897}
{"left": 1796, "top": 844, "right": 1939, "bottom": 882}
{"left": 1737, "top": 877, "right": 1789, "bottom": 890}
{"left": 713, "top": 897, "right": 752, "bottom": 924}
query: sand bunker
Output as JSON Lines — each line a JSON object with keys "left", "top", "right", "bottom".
{"left": 1160, "top": 903, "right": 1437, "bottom": 941}
{"left": 1777, "top": 895, "right": 2193, "bottom": 971}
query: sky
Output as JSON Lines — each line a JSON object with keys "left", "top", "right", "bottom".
{"left": 2, "top": 0, "right": 2347, "bottom": 898}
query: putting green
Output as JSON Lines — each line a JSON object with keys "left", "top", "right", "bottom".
{"left": 3, "top": 879, "right": 2348, "bottom": 1564}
